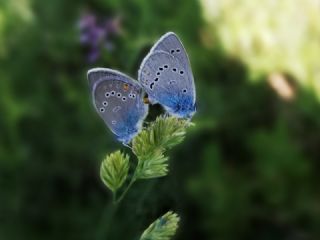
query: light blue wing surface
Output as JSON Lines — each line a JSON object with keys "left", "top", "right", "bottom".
{"left": 88, "top": 68, "right": 148, "bottom": 143}
{"left": 138, "top": 32, "right": 196, "bottom": 118}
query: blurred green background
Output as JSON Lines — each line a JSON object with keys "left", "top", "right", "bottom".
{"left": 1, "top": 0, "right": 320, "bottom": 239}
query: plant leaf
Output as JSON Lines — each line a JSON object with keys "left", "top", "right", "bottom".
{"left": 100, "top": 150, "right": 130, "bottom": 192}
{"left": 140, "top": 211, "right": 180, "bottom": 240}
{"left": 132, "top": 116, "right": 193, "bottom": 179}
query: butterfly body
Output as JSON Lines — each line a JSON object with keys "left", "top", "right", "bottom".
{"left": 139, "top": 32, "right": 196, "bottom": 118}
{"left": 88, "top": 68, "right": 148, "bottom": 143}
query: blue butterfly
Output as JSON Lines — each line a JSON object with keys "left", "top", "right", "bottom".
{"left": 87, "top": 68, "right": 148, "bottom": 143}
{"left": 87, "top": 32, "right": 196, "bottom": 143}
{"left": 138, "top": 32, "right": 196, "bottom": 119}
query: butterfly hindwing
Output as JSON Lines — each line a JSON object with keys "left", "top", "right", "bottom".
{"left": 88, "top": 68, "right": 148, "bottom": 143}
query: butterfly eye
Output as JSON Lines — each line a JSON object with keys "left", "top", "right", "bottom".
{"left": 122, "top": 97, "right": 127, "bottom": 102}
{"left": 171, "top": 49, "right": 175, "bottom": 53}
{"left": 99, "top": 108, "right": 105, "bottom": 112}
{"left": 132, "top": 94, "right": 136, "bottom": 98}
{"left": 103, "top": 101, "right": 108, "bottom": 106}
{"left": 172, "top": 68, "right": 177, "bottom": 72}
{"left": 105, "top": 92, "right": 110, "bottom": 98}
{"left": 111, "top": 91, "right": 115, "bottom": 96}
{"left": 156, "top": 72, "right": 160, "bottom": 76}
{"left": 180, "top": 70, "right": 184, "bottom": 75}
{"left": 182, "top": 89, "right": 187, "bottom": 93}
{"left": 117, "top": 92, "right": 122, "bottom": 98}
{"left": 164, "top": 65, "right": 168, "bottom": 69}
{"left": 176, "top": 49, "right": 180, "bottom": 53}
{"left": 150, "top": 82, "right": 155, "bottom": 89}
{"left": 159, "top": 67, "right": 163, "bottom": 71}
{"left": 154, "top": 78, "right": 159, "bottom": 82}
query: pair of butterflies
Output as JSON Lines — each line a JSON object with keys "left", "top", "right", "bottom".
{"left": 87, "top": 32, "right": 196, "bottom": 143}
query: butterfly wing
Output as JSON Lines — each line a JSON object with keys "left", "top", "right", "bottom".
{"left": 138, "top": 32, "right": 196, "bottom": 118}
{"left": 88, "top": 68, "right": 148, "bottom": 143}
{"left": 150, "top": 32, "right": 195, "bottom": 93}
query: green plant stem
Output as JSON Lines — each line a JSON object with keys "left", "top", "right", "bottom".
{"left": 112, "top": 191, "right": 117, "bottom": 204}
{"left": 115, "top": 175, "right": 137, "bottom": 204}
{"left": 95, "top": 201, "right": 118, "bottom": 240}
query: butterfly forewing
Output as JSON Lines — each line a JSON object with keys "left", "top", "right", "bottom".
{"left": 148, "top": 32, "right": 195, "bottom": 95}
{"left": 138, "top": 32, "right": 196, "bottom": 118}
{"left": 139, "top": 51, "right": 191, "bottom": 106}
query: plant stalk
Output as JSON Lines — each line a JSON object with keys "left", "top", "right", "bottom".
{"left": 115, "top": 174, "right": 137, "bottom": 204}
